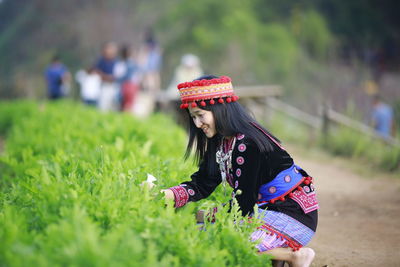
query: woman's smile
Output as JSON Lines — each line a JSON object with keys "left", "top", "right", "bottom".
{"left": 188, "top": 106, "right": 216, "bottom": 138}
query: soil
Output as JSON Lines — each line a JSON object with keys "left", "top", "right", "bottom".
{"left": 287, "top": 145, "right": 400, "bottom": 267}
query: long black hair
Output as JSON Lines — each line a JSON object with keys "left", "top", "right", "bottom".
{"left": 184, "top": 75, "right": 281, "bottom": 172}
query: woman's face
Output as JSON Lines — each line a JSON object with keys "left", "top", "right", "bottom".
{"left": 188, "top": 106, "right": 216, "bottom": 138}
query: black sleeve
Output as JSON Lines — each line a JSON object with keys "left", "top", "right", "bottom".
{"left": 231, "top": 139, "right": 263, "bottom": 216}
{"left": 169, "top": 152, "right": 222, "bottom": 208}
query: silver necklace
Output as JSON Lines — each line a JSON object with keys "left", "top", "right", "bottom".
{"left": 216, "top": 137, "right": 236, "bottom": 195}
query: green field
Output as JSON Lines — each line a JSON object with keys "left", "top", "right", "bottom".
{"left": 0, "top": 101, "right": 270, "bottom": 266}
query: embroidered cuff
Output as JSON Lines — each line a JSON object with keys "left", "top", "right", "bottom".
{"left": 169, "top": 186, "right": 189, "bottom": 208}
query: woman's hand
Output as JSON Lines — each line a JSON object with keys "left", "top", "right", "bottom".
{"left": 160, "top": 189, "right": 175, "bottom": 200}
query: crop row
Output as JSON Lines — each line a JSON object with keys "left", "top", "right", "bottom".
{"left": 0, "top": 100, "right": 270, "bottom": 266}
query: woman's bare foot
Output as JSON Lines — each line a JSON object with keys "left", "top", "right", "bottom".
{"left": 291, "top": 247, "right": 315, "bottom": 267}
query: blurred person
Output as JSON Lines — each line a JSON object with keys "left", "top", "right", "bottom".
{"left": 161, "top": 75, "right": 318, "bottom": 267}
{"left": 138, "top": 28, "right": 162, "bottom": 96}
{"left": 166, "top": 53, "right": 204, "bottom": 100}
{"left": 75, "top": 66, "right": 101, "bottom": 106}
{"left": 95, "top": 42, "right": 119, "bottom": 111}
{"left": 44, "top": 55, "right": 71, "bottom": 100}
{"left": 371, "top": 94, "right": 396, "bottom": 138}
{"left": 114, "top": 45, "right": 141, "bottom": 112}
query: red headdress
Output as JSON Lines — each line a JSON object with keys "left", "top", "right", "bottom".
{"left": 177, "top": 76, "right": 239, "bottom": 109}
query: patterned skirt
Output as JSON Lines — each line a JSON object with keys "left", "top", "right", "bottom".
{"left": 251, "top": 209, "right": 315, "bottom": 252}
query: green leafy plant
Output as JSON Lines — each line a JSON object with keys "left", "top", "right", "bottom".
{"left": 0, "top": 100, "right": 271, "bottom": 266}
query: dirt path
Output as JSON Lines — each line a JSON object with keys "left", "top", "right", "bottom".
{"left": 287, "top": 145, "right": 400, "bottom": 267}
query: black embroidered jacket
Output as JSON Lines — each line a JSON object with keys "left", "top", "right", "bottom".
{"left": 169, "top": 134, "right": 318, "bottom": 231}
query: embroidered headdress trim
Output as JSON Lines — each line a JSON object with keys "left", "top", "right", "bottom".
{"left": 177, "top": 76, "right": 239, "bottom": 109}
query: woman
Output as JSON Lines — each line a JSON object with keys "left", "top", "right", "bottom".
{"left": 162, "top": 75, "right": 318, "bottom": 267}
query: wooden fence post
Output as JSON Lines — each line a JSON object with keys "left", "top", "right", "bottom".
{"left": 321, "top": 103, "right": 329, "bottom": 144}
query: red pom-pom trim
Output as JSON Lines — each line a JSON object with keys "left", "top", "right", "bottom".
{"left": 183, "top": 103, "right": 189, "bottom": 109}
{"left": 226, "top": 97, "right": 232, "bottom": 103}
{"left": 279, "top": 196, "right": 285, "bottom": 201}
{"left": 210, "top": 99, "right": 215, "bottom": 105}
{"left": 270, "top": 199, "right": 275, "bottom": 204}
{"left": 297, "top": 186, "right": 303, "bottom": 191}
{"left": 220, "top": 76, "right": 231, "bottom": 83}
{"left": 177, "top": 76, "right": 232, "bottom": 90}
{"left": 200, "top": 101, "right": 206, "bottom": 107}
{"left": 218, "top": 98, "right": 224, "bottom": 104}
{"left": 180, "top": 104, "right": 184, "bottom": 109}
{"left": 177, "top": 82, "right": 188, "bottom": 89}
{"left": 191, "top": 102, "right": 197, "bottom": 108}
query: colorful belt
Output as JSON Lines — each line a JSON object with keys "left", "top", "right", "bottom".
{"left": 257, "top": 164, "right": 308, "bottom": 205}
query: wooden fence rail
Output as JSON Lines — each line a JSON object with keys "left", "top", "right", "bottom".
{"left": 266, "top": 97, "right": 322, "bottom": 129}
{"left": 158, "top": 84, "right": 399, "bottom": 148}
{"left": 264, "top": 97, "right": 400, "bottom": 148}
{"left": 324, "top": 106, "right": 400, "bottom": 147}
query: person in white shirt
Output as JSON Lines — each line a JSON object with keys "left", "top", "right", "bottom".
{"left": 75, "top": 67, "right": 102, "bottom": 106}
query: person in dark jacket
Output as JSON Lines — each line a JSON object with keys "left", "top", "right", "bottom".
{"left": 44, "top": 55, "right": 70, "bottom": 99}
{"left": 162, "top": 75, "right": 318, "bottom": 267}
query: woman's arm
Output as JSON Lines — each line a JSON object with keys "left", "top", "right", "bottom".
{"left": 163, "top": 152, "right": 222, "bottom": 208}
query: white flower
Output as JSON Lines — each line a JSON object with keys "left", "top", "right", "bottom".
{"left": 141, "top": 173, "right": 157, "bottom": 189}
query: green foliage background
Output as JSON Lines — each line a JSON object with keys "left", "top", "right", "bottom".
{"left": 157, "top": 0, "right": 334, "bottom": 87}
{"left": 2, "top": 0, "right": 399, "bottom": 125}
{"left": 2, "top": 0, "right": 400, "bottom": 122}
{"left": 0, "top": 0, "right": 362, "bottom": 98}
